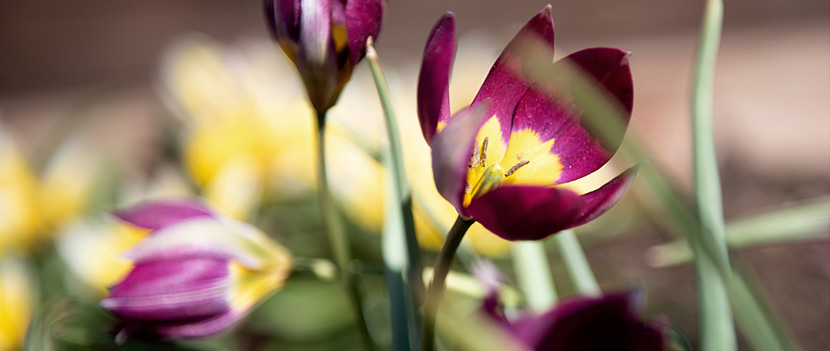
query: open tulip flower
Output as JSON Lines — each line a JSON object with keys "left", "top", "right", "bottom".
{"left": 100, "top": 198, "right": 292, "bottom": 339}
{"left": 418, "top": 5, "right": 638, "bottom": 241}
{"left": 264, "top": 0, "right": 384, "bottom": 113}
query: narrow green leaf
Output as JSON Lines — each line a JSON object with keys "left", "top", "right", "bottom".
{"left": 511, "top": 241, "right": 557, "bottom": 311}
{"left": 647, "top": 197, "right": 830, "bottom": 267}
{"left": 689, "top": 0, "right": 738, "bottom": 349}
{"left": 552, "top": 230, "right": 600, "bottom": 296}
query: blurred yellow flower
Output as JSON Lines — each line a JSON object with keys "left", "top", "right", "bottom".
{"left": 0, "top": 128, "right": 41, "bottom": 253}
{"left": 57, "top": 220, "right": 145, "bottom": 295}
{"left": 0, "top": 255, "right": 35, "bottom": 351}
{"left": 57, "top": 166, "right": 196, "bottom": 295}
{"left": 38, "top": 139, "right": 102, "bottom": 235}
{"left": 0, "top": 124, "right": 102, "bottom": 252}
{"left": 161, "top": 34, "right": 512, "bottom": 256}
{"left": 161, "top": 35, "right": 318, "bottom": 219}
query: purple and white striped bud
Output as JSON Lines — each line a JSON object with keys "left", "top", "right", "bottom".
{"left": 101, "top": 198, "right": 292, "bottom": 339}
{"left": 264, "top": 0, "right": 384, "bottom": 114}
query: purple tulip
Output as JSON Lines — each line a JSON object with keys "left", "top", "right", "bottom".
{"left": 101, "top": 198, "right": 292, "bottom": 339}
{"left": 473, "top": 263, "right": 664, "bottom": 351}
{"left": 505, "top": 293, "right": 664, "bottom": 351}
{"left": 264, "top": 0, "right": 384, "bottom": 113}
{"left": 418, "top": 5, "right": 638, "bottom": 241}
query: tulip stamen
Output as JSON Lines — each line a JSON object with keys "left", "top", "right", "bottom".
{"left": 469, "top": 146, "right": 480, "bottom": 168}
{"left": 480, "top": 137, "right": 489, "bottom": 167}
{"left": 504, "top": 160, "right": 530, "bottom": 177}
{"left": 465, "top": 182, "right": 473, "bottom": 194}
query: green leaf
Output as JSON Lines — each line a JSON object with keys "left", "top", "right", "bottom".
{"left": 511, "top": 241, "right": 557, "bottom": 311}
{"left": 647, "top": 197, "right": 830, "bottom": 267}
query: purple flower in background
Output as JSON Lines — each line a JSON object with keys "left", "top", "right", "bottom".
{"left": 264, "top": 0, "right": 384, "bottom": 113}
{"left": 472, "top": 262, "right": 664, "bottom": 351}
{"left": 101, "top": 198, "right": 292, "bottom": 339}
{"left": 418, "top": 6, "right": 637, "bottom": 241}
{"left": 501, "top": 293, "right": 664, "bottom": 351}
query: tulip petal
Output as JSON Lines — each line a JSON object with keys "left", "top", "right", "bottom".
{"left": 566, "top": 164, "right": 639, "bottom": 229}
{"left": 123, "top": 217, "right": 292, "bottom": 271}
{"left": 112, "top": 198, "right": 214, "bottom": 231}
{"left": 564, "top": 47, "right": 633, "bottom": 117}
{"left": 510, "top": 77, "right": 610, "bottom": 185}
{"left": 472, "top": 5, "right": 554, "bottom": 142}
{"left": 152, "top": 308, "right": 245, "bottom": 339}
{"left": 101, "top": 257, "right": 230, "bottom": 322}
{"left": 417, "top": 12, "right": 456, "bottom": 145}
{"left": 345, "top": 0, "right": 384, "bottom": 64}
{"left": 466, "top": 185, "right": 582, "bottom": 241}
{"left": 264, "top": 0, "right": 278, "bottom": 40}
{"left": 297, "top": 0, "right": 338, "bottom": 110}
{"left": 431, "top": 105, "right": 489, "bottom": 215}
{"left": 514, "top": 292, "right": 664, "bottom": 351}
{"left": 274, "top": 0, "right": 301, "bottom": 43}
{"left": 509, "top": 47, "right": 633, "bottom": 184}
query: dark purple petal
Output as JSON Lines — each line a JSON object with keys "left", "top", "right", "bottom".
{"left": 565, "top": 164, "right": 639, "bottom": 229}
{"left": 275, "top": 0, "right": 301, "bottom": 43}
{"left": 514, "top": 292, "right": 663, "bottom": 351}
{"left": 345, "top": 0, "right": 383, "bottom": 64}
{"left": 564, "top": 47, "right": 633, "bottom": 117}
{"left": 465, "top": 185, "right": 583, "bottom": 241}
{"left": 112, "top": 198, "right": 214, "bottom": 231}
{"left": 472, "top": 5, "right": 555, "bottom": 142}
{"left": 510, "top": 47, "right": 633, "bottom": 184}
{"left": 431, "top": 106, "right": 489, "bottom": 216}
{"left": 102, "top": 257, "right": 230, "bottom": 322}
{"left": 417, "top": 12, "right": 456, "bottom": 145}
{"left": 551, "top": 48, "right": 634, "bottom": 170}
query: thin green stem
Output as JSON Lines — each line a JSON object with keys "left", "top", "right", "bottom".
{"left": 366, "top": 39, "right": 424, "bottom": 351}
{"left": 314, "top": 110, "right": 375, "bottom": 351}
{"left": 690, "top": 0, "right": 736, "bottom": 349}
{"left": 422, "top": 216, "right": 474, "bottom": 351}
{"left": 511, "top": 241, "right": 557, "bottom": 312}
{"left": 553, "top": 230, "right": 600, "bottom": 296}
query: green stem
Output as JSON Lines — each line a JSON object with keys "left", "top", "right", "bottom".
{"left": 511, "top": 241, "right": 557, "bottom": 312}
{"left": 690, "top": 0, "right": 736, "bottom": 350}
{"left": 366, "top": 39, "right": 424, "bottom": 351}
{"left": 314, "top": 110, "right": 375, "bottom": 351}
{"left": 422, "top": 216, "right": 474, "bottom": 351}
{"left": 553, "top": 230, "right": 600, "bottom": 296}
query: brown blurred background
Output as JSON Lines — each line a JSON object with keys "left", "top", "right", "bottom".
{"left": 1, "top": 0, "right": 828, "bottom": 350}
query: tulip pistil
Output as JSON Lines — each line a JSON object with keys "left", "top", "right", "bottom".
{"left": 468, "top": 164, "right": 505, "bottom": 201}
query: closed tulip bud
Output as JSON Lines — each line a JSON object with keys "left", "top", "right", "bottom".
{"left": 264, "top": 0, "right": 384, "bottom": 114}
{"left": 101, "top": 198, "right": 292, "bottom": 339}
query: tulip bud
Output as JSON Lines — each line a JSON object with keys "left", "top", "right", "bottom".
{"left": 264, "top": 0, "right": 384, "bottom": 114}
{"left": 101, "top": 198, "right": 292, "bottom": 339}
